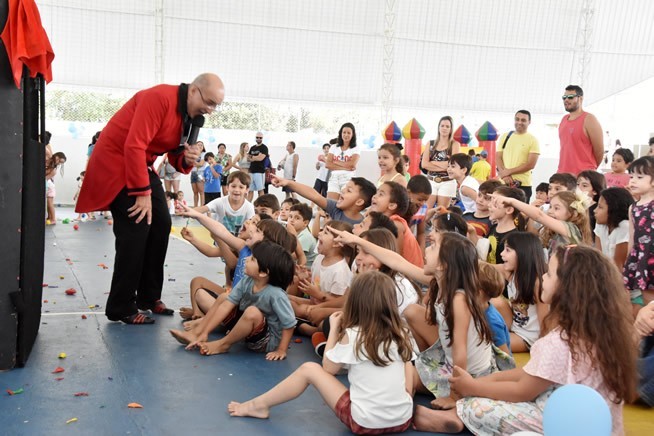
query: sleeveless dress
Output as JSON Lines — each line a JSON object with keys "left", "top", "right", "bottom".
{"left": 623, "top": 199, "right": 654, "bottom": 299}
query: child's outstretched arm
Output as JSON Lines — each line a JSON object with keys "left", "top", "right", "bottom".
{"left": 180, "top": 227, "right": 223, "bottom": 257}
{"left": 328, "top": 226, "right": 431, "bottom": 285}
{"left": 271, "top": 175, "right": 327, "bottom": 210}
{"left": 451, "top": 293, "right": 471, "bottom": 371}
{"left": 493, "top": 194, "right": 571, "bottom": 238}
{"left": 177, "top": 204, "right": 246, "bottom": 252}
{"left": 449, "top": 365, "right": 553, "bottom": 403}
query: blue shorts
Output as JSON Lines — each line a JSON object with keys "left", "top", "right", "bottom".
{"left": 250, "top": 172, "right": 265, "bottom": 192}
{"left": 190, "top": 171, "right": 204, "bottom": 183}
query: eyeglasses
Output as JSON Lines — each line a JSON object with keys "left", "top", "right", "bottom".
{"left": 256, "top": 137, "right": 263, "bottom": 139}
{"left": 197, "top": 87, "right": 219, "bottom": 110}
{"left": 561, "top": 94, "right": 580, "bottom": 100}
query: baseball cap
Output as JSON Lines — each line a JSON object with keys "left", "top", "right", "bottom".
{"left": 480, "top": 150, "right": 488, "bottom": 157}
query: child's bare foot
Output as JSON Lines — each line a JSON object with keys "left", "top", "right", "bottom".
{"left": 179, "top": 307, "right": 194, "bottom": 320}
{"left": 431, "top": 396, "right": 456, "bottom": 410}
{"left": 228, "top": 400, "right": 269, "bottom": 419}
{"left": 169, "top": 329, "right": 198, "bottom": 345}
{"left": 183, "top": 318, "right": 203, "bottom": 331}
{"left": 413, "top": 405, "right": 463, "bottom": 433}
{"left": 199, "top": 339, "right": 230, "bottom": 356}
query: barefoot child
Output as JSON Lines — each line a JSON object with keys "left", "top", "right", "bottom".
{"left": 331, "top": 229, "right": 497, "bottom": 410}
{"left": 413, "top": 245, "right": 637, "bottom": 435}
{"left": 171, "top": 240, "right": 296, "bottom": 359}
{"left": 228, "top": 271, "right": 415, "bottom": 434}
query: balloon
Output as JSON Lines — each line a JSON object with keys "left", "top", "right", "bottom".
{"left": 208, "top": 136, "right": 216, "bottom": 144}
{"left": 311, "top": 139, "right": 317, "bottom": 145}
{"left": 543, "top": 384, "right": 611, "bottom": 436}
{"left": 68, "top": 123, "right": 78, "bottom": 139}
{"left": 367, "top": 135, "right": 376, "bottom": 149}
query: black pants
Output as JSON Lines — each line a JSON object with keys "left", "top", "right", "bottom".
{"left": 518, "top": 185, "right": 532, "bottom": 203}
{"left": 204, "top": 191, "right": 221, "bottom": 204}
{"left": 106, "top": 170, "right": 171, "bottom": 320}
{"left": 313, "top": 179, "right": 328, "bottom": 198}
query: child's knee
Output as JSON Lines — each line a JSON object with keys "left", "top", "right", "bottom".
{"left": 299, "top": 361, "right": 322, "bottom": 373}
{"left": 242, "top": 305, "right": 264, "bottom": 321}
{"left": 190, "top": 276, "right": 207, "bottom": 291}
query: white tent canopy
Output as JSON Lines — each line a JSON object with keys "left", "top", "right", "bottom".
{"left": 37, "top": 0, "right": 654, "bottom": 114}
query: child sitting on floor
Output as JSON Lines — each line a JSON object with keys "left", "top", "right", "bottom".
{"left": 228, "top": 271, "right": 415, "bottom": 434}
{"left": 170, "top": 240, "right": 296, "bottom": 360}
{"left": 414, "top": 245, "right": 637, "bottom": 435}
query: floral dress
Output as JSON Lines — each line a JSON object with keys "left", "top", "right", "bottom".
{"left": 623, "top": 199, "right": 654, "bottom": 302}
{"left": 456, "top": 329, "right": 624, "bottom": 436}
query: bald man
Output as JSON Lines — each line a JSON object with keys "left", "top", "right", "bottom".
{"left": 77, "top": 74, "right": 225, "bottom": 324}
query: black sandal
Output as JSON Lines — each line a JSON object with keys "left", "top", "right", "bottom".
{"left": 121, "top": 313, "right": 155, "bottom": 324}
{"left": 151, "top": 300, "right": 174, "bottom": 316}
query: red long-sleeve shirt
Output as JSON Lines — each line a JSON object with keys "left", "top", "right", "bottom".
{"left": 76, "top": 84, "right": 192, "bottom": 212}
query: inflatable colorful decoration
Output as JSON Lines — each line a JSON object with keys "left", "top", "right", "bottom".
{"left": 475, "top": 121, "right": 499, "bottom": 178}
{"left": 382, "top": 121, "right": 402, "bottom": 143}
{"left": 453, "top": 125, "right": 471, "bottom": 145}
{"left": 402, "top": 118, "right": 425, "bottom": 176}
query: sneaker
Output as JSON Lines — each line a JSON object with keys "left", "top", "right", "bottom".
{"left": 311, "top": 332, "right": 327, "bottom": 357}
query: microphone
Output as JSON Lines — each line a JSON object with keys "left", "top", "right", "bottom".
{"left": 187, "top": 115, "right": 205, "bottom": 145}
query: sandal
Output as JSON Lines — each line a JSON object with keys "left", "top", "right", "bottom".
{"left": 151, "top": 300, "right": 174, "bottom": 316}
{"left": 121, "top": 313, "right": 155, "bottom": 324}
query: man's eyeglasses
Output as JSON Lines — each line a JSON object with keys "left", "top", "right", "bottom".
{"left": 562, "top": 94, "right": 579, "bottom": 100}
{"left": 256, "top": 137, "right": 263, "bottom": 139}
{"left": 197, "top": 87, "right": 219, "bottom": 110}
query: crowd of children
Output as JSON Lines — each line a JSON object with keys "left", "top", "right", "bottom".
{"left": 40, "top": 118, "right": 654, "bottom": 433}
{"left": 143, "top": 128, "right": 654, "bottom": 435}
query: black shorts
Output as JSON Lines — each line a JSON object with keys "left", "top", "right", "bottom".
{"left": 204, "top": 192, "right": 221, "bottom": 204}
{"left": 222, "top": 307, "right": 270, "bottom": 352}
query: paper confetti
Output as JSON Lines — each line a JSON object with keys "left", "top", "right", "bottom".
{"left": 74, "top": 392, "right": 89, "bottom": 397}
{"left": 55, "top": 377, "right": 64, "bottom": 381}
{"left": 81, "top": 315, "right": 87, "bottom": 319}
{"left": 58, "top": 353, "right": 66, "bottom": 359}
{"left": 52, "top": 367, "right": 65, "bottom": 374}
{"left": 97, "top": 263, "right": 109, "bottom": 269}
{"left": 6, "top": 388, "right": 24, "bottom": 395}
{"left": 128, "top": 402, "right": 143, "bottom": 408}
{"left": 293, "top": 338, "right": 302, "bottom": 343}
{"left": 66, "top": 418, "right": 78, "bottom": 424}
{"left": 65, "top": 288, "right": 77, "bottom": 296}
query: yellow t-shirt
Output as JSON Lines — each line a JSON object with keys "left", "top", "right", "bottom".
{"left": 470, "top": 160, "right": 491, "bottom": 182}
{"left": 497, "top": 132, "right": 540, "bottom": 186}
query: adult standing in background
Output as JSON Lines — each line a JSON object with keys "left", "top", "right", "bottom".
{"left": 326, "top": 122, "right": 360, "bottom": 200}
{"left": 232, "top": 142, "right": 250, "bottom": 173}
{"left": 421, "top": 115, "right": 460, "bottom": 208}
{"left": 247, "top": 132, "right": 268, "bottom": 201}
{"left": 189, "top": 141, "right": 207, "bottom": 207}
{"left": 76, "top": 73, "right": 225, "bottom": 324}
{"left": 558, "top": 85, "right": 604, "bottom": 175}
{"left": 215, "top": 143, "right": 233, "bottom": 196}
{"left": 496, "top": 110, "right": 540, "bottom": 202}
{"left": 278, "top": 141, "right": 299, "bottom": 199}
{"left": 313, "top": 143, "right": 331, "bottom": 197}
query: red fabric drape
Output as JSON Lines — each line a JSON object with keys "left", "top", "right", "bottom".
{"left": 1, "top": 0, "right": 54, "bottom": 88}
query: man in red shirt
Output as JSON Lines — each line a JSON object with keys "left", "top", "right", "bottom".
{"left": 76, "top": 73, "right": 225, "bottom": 324}
{"left": 558, "top": 85, "right": 604, "bottom": 175}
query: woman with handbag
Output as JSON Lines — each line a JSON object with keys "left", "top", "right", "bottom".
{"left": 421, "top": 115, "right": 461, "bottom": 209}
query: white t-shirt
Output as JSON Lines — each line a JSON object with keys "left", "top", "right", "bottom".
{"left": 507, "top": 278, "right": 540, "bottom": 346}
{"left": 435, "top": 291, "right": 492, "bottom": 375}
{"left": 395, "top": 275, "right": 419, "bottom": 316}
{"left": 282, "top": 152, "right": 296, "bottom": 179}
{"left": 328, "top": 144, "right": 360, "bottom": 176}
{"left": 325, "top": 327, "right": 413, "bottom": 429}
{"left": 594, "top": 220, "right": 629, "bottom": 260}
{"left": 317, "top": 155, "right": 329, "bottom": 181}
{"left": 311, "top": 254, "right": 352, "bottom": 296}
{"left": 206, "top": 196, "right": 255, "bottom": 236}
{"left": 459, "top": 175, "right": 480, "bottom": 213}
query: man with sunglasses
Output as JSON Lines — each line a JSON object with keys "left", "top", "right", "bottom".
{"left": 247, "top": 132, "right": 268, "bottom": 200}
{"left": 76, "top": 73, "right": 225, "bottom": 324}
{"left": 558, "top": 84, "right": 604, "bottom": 175}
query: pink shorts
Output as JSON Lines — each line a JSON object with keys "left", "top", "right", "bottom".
{"left": 334, "top": 391, "right": 412, "bottom": 435}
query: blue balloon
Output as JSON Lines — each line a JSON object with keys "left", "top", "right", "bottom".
{"left": 543, "top": 384, "right": 611, "bottom": 436}
{"left": 311, "top": 139, "right": 317, "bottom": 145}
{"left": 367, "top": 135, "right": 376, "bottom": 149}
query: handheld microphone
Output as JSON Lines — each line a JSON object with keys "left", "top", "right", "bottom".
{"left": 187, "top": 115, "right": 205, "bottom": 145}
